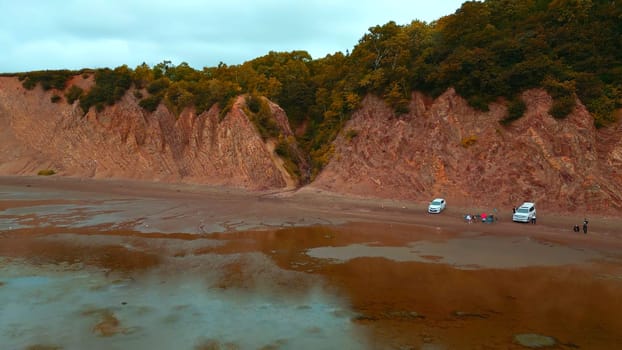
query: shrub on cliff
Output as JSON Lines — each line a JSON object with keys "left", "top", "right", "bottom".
{"left": 345, "top": 129, "right": 359, "bottom": 141}
{"left": 19, "top": 70, "right": 75, "bottom": 91}
{"left": 146, "top": 78, "right": 170, "bottom": 95}
{"left": 273, "top": 135, "right": 301, "bottom": 179}
{"left": 246, "top": 94, "right": 261, "bottom": 114}
{"left": 65, "top": 85, "right": 83, "bottom": 104}
{"left": 461, "top": 135, "right": 478, "bottom": 148}
{"left": 79, "top": 66, "right": 132, "bottom": 113}
{"left": 37, "top": 169, "right": 56, "bottom": 176}
{"left": 135, "top": 78, "right": 169, "bottom": 113}
{"left": 500, "top": 96, "right": 527, "bottom": 125}
{"left": 544, "top": 77, "right": 577, "bottom": 119}
{"left": 139, "top": 95, "right": 162, "bottom": 112}
{"left": 245, "top": 94, "right": 280, "bottom": 140}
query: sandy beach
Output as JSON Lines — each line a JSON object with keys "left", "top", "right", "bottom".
{"left": 1, "top": 176, "right": 622, "bottom": 349}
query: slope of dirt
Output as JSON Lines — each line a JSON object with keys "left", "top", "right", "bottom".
{"left": 310, "top": 89, "right": 622, "bottom": 215}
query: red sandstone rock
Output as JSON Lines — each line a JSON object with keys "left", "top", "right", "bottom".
{"left": 310, "top": 89, "right": 622, "bottom": 215}
{"left": 1, "top": 77, "right": 621, "bottom": 214}
{"left": 0, "top": 77, "right": 293, "bottom": 190}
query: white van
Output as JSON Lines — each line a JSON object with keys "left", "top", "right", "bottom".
{"left": 513, "top": 202, "right": 536, "bottom": 222}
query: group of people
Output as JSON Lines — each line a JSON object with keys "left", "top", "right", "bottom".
{"left": 573, "top": 219, "right": 589, "bottom": 234}
{"left": 464, "top": 213, "right": 495, "bottom": 223}
{"left": 464, "top": 214, "right": 476, "bottom": 223}
{"left": 463, "top": 209, "right": 589, "bottom": 234}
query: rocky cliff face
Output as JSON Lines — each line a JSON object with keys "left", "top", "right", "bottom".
{"left": 1, "top": 77, "right": 621, "bottom": 214}
{"left": 0, "top": 77, "right": 294, "bottom": 190}
{"left": 310, "top": 89, "right": 622, "bottom": 215}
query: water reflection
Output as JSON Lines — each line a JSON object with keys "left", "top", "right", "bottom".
{"left": 2, "top": 184, "right": 622, "bottom": 349}
{"left": 0, "top": 259, "right": 367, "bottom": 350}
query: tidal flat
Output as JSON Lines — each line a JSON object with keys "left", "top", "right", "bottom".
{"left": 1, "top": 176, "right": 622, "bottom": 349}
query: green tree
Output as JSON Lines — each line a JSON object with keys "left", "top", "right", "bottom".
{"left": 80, "top": 66, "right": 132, "bottom": 113}
{"left": 133, "top": 62, "right": 153, "bottom": 89}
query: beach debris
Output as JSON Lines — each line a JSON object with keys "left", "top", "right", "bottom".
{"left": 384, "top": 310, "right": 426, "bottom": 320}
{"left": 452, "top": 311, "right": 489, "bottom": 319}
{"left": 513, "top": 333, "right": 557, "bottom": 348}
{"left": 352, "top": 314, "right": 379, "bottom": 322}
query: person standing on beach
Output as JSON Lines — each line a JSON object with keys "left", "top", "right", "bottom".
{"left": 583, "top": 219, "right": 589, "bottom": 234}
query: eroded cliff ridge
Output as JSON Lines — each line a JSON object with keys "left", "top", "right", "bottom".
{"left": 311, "top": 89, "right": 622, "bottom": 214}
{"left": 0, "top": 76, "right": 293, "bottom": 190}
{"left": 1, "top": 76, "right": 621, "bottom": 214}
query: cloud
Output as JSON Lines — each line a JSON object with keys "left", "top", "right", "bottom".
{"left": 0, "top": 0, "right": 466, "bottom": 72}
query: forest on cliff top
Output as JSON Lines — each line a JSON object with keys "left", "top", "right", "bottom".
{"left": 7, "top": 0, "right": 622, "bottom": 180}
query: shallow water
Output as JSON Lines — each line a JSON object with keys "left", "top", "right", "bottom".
{"left": 2, "top": 180, "right": 622, "bottom": 349}
{"left": 306, "top": 234, "right": 605, "bottom": 269}
{"left": 0, "top": 196, "right": 344, "bottom": 235}
{"left": 0, "top": 259, "right": 367, "bottom": 350}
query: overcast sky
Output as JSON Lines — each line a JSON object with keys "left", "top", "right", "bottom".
{"left": 0, "top": 0, "right": 466, "bottom": 73}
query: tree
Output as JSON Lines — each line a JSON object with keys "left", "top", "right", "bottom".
{"left": 133, "top": 62, "right": 153, "bottom": 89}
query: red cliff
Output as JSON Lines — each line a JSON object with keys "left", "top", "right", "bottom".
{"left": 1, "top": 77, "right": 621, "bottom": 215}
{"left": 310, "top": 89, "right": 622, "bottom": 215}
{"left": 0, "top": 76, "right": 293, "bottom": 190}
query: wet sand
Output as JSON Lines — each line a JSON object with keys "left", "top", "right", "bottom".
{"left": 1, "top": 176, "right": 622, "bottom": 349}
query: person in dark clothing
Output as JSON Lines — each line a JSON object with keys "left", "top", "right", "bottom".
{"left": 531, "top": 216, "right": 536, "bottom": 224}
{"left": 573, "top": 224, "right": 580, "bottom": 232}
{"left": 583, "top": 219, "right": 589, "bottom": 234}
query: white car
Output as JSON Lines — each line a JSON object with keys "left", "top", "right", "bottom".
{"left": 428, "top": 198, "right": 446, "bottom": 214}
{"left": 513, "top": 202, "right": 536, "bottom": 222}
